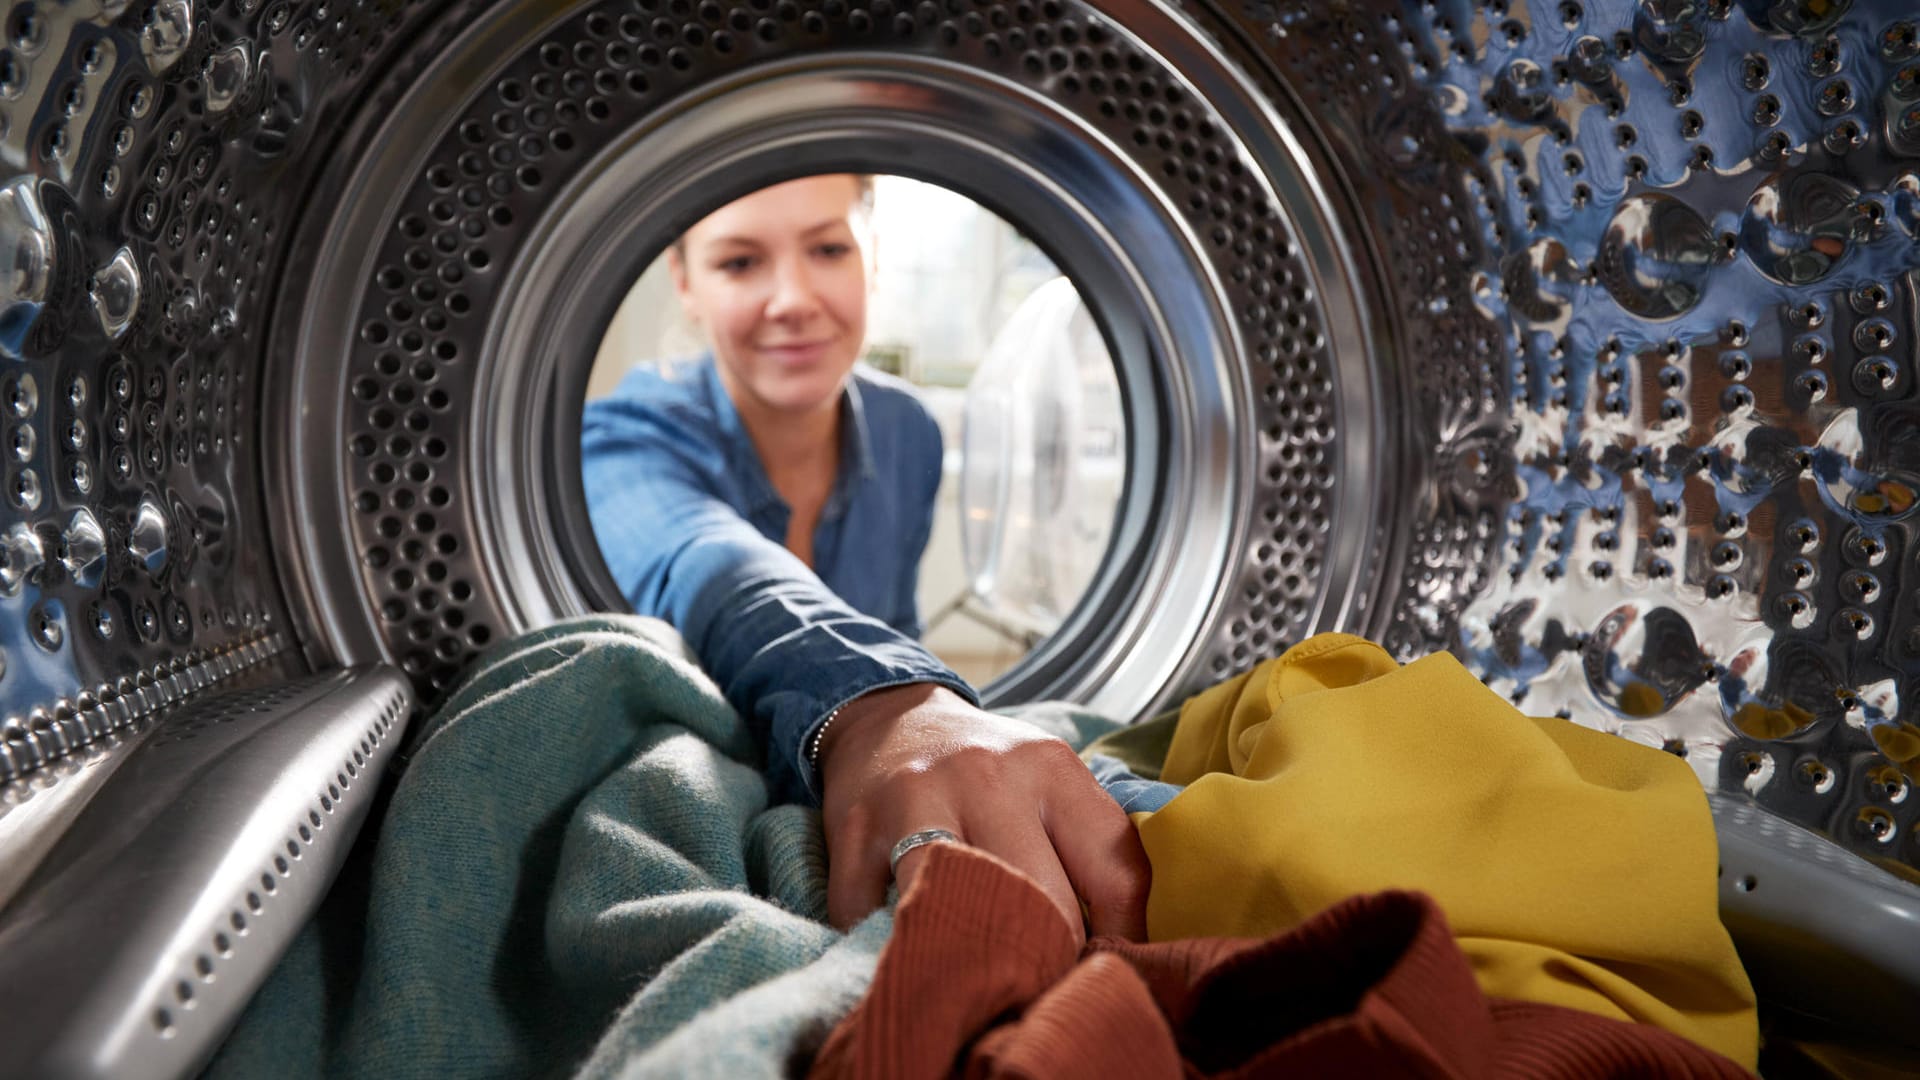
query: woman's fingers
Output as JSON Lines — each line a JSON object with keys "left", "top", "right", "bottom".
{"left": 828, "top": 771, "right": 1143, "bottom": 944}
{"left": 813, "top": 684, "right": 1152, "bottom": 940}
{"left": 1044, "top": 771, "right": 1152, "bottom": 941}
{"left": 885, "top": 838, "right": 944, "bottom": 908}
{"left": 964, "top": 807, "right": 1088, "bottom": 947}
{"left": 825, "top": 799, "right": 913, "bottom": 926}
{"left": 874, "top": 825, "right": 968, "bottom": 922}
{"left": 823, "top": 851, "right": 887, "bottom": 932}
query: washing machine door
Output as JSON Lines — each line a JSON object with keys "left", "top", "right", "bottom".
{"left": 1, "top": 0, "right": 1918, "bottom": 1073}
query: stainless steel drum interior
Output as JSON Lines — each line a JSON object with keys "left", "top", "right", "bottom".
{"left": 1, "top": 0, "right": 1919, "bottom": 1073}
{"left": 273, "top": 0, "right": 1388, "bottom": 716}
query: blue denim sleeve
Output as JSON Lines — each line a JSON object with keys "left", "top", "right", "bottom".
{"left": 582, "top": 392, "right": 977, "bottom": 805}
{"left": 894, "top": 402, "right": 943, "bottom": 641}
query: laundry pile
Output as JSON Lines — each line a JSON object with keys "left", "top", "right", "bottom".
{"left": 844, "top": 632, "right": 1759, "bottom": 1077}
{"left": 812, "top": 846, "right": 1747, "bottom": 1078}
{"left": 1094, "top": 632, "right": 1757, "bottom": 1069}
{"left": 207, "top": 616, "right": 1757, "bottom": 1079}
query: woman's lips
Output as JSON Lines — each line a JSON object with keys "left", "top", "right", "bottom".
{"left": 759, "top": 341, "right": 832, "bottom": 368}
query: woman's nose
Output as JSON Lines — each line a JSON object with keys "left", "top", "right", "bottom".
{"left": 763, "top": 257, "right": 821, "bottom": 321}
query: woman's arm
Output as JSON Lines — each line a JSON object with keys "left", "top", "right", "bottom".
{"left": 582, "top": 391, "right": 971, "bottom": 801}
{"left": 584, "top": 386, "right": 1148, "bottom": 939}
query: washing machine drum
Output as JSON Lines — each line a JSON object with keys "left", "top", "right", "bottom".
{"left": 2, "top": 0, "right": 1919, "bottom": 1072}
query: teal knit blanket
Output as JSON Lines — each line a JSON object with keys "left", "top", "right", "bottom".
{"left": 205, "top": 614, "right": 1117, "bottom": 1079}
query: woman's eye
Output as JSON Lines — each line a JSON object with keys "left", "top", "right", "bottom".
{"left": 815, "top": 243, "right": 851, "bottom": 259}
{"left": 717, "top": 255, "right": 757, "bottom": 274}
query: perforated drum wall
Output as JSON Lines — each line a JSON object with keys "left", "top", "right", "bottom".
{"left": 285, "top": 0, "right": 1360, "bottom": 698}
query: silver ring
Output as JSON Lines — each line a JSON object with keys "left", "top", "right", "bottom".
{"left": 888, "top": 828, "right": 961, "bottom": 875}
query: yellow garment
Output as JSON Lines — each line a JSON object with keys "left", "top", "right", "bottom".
{"left": 1138, "top": 633, "right": 1759, "bottom": 1070}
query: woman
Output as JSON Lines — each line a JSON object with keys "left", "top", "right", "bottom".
{"left": 582, "top": 174, "right": 1147, "bottom": 941}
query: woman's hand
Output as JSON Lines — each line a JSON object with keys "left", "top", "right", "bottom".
{"left": 815, "top": 683, "right": 1151, "bottom": 943}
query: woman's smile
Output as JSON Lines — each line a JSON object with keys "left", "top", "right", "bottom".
{"left": 757, "top": 338, "right": 836, "bottom": 368}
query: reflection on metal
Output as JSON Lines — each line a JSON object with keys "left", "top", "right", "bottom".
{"left": 1403, "top": 0, "right": 1920, "bottom": 884}
{"left": 0, "top": 0, "right": 390, "bottom": 763}
{"left": 0, "top": 630, "right": 289, "bottom": 784}
{"left": 0, "top": 0, "right": 428, "bottom": 1065}
{"left": 0, "top": 666, "right": 412, "bottom": 1079}
{"left": 89, "top": 245, "right": 140, "bottom": 340}
{"left": 128, "top": 495, "right": 170, "bottom": 577}
{"left": 203, "top": 43, "right": 251, "bottom": 114}
{"left": 138, "top": 0, "right": 193, "bottom": 75}
{"left": 0, "top": 176, "right": 52, "bottom": 358}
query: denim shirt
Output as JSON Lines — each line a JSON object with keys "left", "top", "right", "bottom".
{"left": 581, "top": 357, "right": 977, "bottom": 803}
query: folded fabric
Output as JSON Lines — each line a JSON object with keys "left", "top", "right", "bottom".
{"left": 809, "top": 842, "right": 1752, "bottom": 1079}
{"left": 1140, "top": 632, "right": 1759, "bottom": 1069}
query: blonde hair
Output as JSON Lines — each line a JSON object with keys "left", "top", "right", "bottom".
{"left": 671, "top": 174, "right": 876, "bottom": 258}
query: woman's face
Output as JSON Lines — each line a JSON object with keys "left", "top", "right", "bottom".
{"left": 671, "top": 175, "right": 872, "bottom": 420}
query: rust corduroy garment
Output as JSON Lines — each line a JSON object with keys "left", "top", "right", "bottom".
{"left": 809, "top": 843, "right": 1752, "bottom": 1080}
